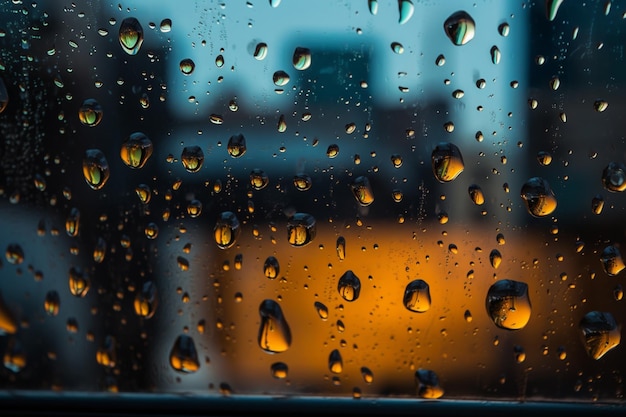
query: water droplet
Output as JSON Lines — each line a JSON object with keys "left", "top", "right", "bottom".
{"left": 179, "top": 58, "right": 195, "bottom": 75}
{"left": 277, "top": 114, "right": 287, "bottom": 132}
{"left": 169, "top": 334, "right": 200, "bottom": 373}
{"left": 210, "top": 114, "right": 224, "bottom": 125}
{"left": 513, "top": 345, "right": 526, "bottom": 363}
{"left": 468, "top": 184, "right": 485, "bottom": 205}
{"left": 490, "top": 249, "right": 502, "bottom": 269}
{"left": 520, "top": 177, "right": 557, "bottom": 217}
{"left": 600, "top": 245, "right": 625, "bottom": 276}
{"left": 549, "top": 76, "right": 560, "bottom": 91}
{"left": 214, "top": 211, "right": 240, "bottom": 249}
{"left": 120, "top": 132, "right": 153, "bottom": 169}
{"left": 336, "top": 236, "right": 346, "bottom": 260}
{"left": 254, "top": 42, "right": 268, "bottom": 60}
{"left": 118, "top": 17, "right": 144, "bottom": 55}
{"left": 69, "top": 266, "right": 90, "bottom": 297}
{"left": 536, "top": 151, "right": 552, "bottom": 165}
{"left": 270, "top": 362, "right": 288, "bottom": 379}
{"left": 181, "top": 146, "right": 204, "bottom": 173}
{"left": 144, "top": 222, "right": 159, "bottom": 239}
{"left": 78, "top": 98, "right": 103, "bottom": 127}
{"left": 314, "top": 301, "right": 329, "bottom": 320}
{"left": 5, "top": 244, "right": 24, "bottom": 265}
{"left": 264, "top": 256, "right": 280, "bottom": 279}
{"left": 490, "top": 45, "right": 501, "bottom": 64}
{"left": 614, "top": 285, "right": 623, "bottom": 301}
{"left": 292, "top": 47, "right": 311, "bottom": 70}
{"left": 258, "top": 299, "right": 292, "bottom": 353}
{"left": 215, "top": 54, "right": 224, "bottom": 68}
{"left": 579, "top": 311, "right": 621, "bottom": 359}
{"left": 269, "top": 0, "right": 281, "bottom": 8}
{"left": 293, "top": 173, "right": 312, "bottom": 191}
{"left": 444, "top": 11, "right": 476, "bottom": 45}
{"left": 398, "top": 0, "right": 414, "bottom": 24}
{"left": 452, "top": 89, "right": 464, "bottom": 99}
{"left": 272, "top": 70, "right": 289, "bottom": 86}
{"left": 82, "top": 149, "right": 110, "bottom": 190}
{"left": 431, "top": 142, "right": 464, "bottom": 182}
{"left": 135, "top": 184, "right": 151, "bottom": 204}
{"left": 592, "top": 194, "right": 604, "bottom": 214}
{"left": 159, "top": 18, "right": 172, "bottom": 33}
{"left": 3, "top": 338, "right": 26, "bottom": 373}
{"left": 546, "top": 0, "right": 564, "bottom": 22}
{"left": 361, "top": 366, "right": 374, "bottom": 384}
{"left": 350, "top": 176, "right": 375, "bottom": 206}
{"left": 227, "top": 133, "right": 246, "bottom": 158}
{"left": 250, "top": 168, "right": 269, "bottom": 190}
{"left": 464, "top": 309, "right": 473, "bottom": 322}
{"left": 65, "top": 207, "right": 80, "bottom": 237}
{"left": 134, "top": 281, "right": 158, "bottom": 319}
{"left": 329, "top": 349, "right": 343, "bottom": 373}
{"left": 0, "top": 77, "right": 8, "bottom": 113}
{"left": 96, "top": 335, "right": 116, "bottom": 368}
{"left": 602, "top": 162, "right": 626, "bottom": 192}
{"left": 44, "top": 290, "right": 60, "bottom": 316}
{"left": 391, "top": 42, "right": 404, "bottom": 54}
{"left": 287, "top": 213, "right": 316, "bottom": 247}
{"left": 403, "top": 279, "right": 431, "bottom": 312}
{"left": 390, "top": 154, "right": 403, "bottom": 168}
{"left": 594, "top": 99, "right": 609, "bottom": 112}
{"left": 368, "top": 0, "right": 378, "bottom": 15}
{"left": 338, "top": 270, "right": 361, "bottom": 302}
{"left": 0, "top": 293, "right": 17, "bottom": 335}
{"left": 486, "top": 279, "right": 532, "bottom": 330}
{"left": 93, "top": 237, "right": 107, "bottom": 263}
{"left": 415, "top": 369, "right": 444, "bottom": 399}
{"left": 498, "top": 22, "right": 510, "bottom": 37}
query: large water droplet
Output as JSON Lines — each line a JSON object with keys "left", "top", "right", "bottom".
{"left": 292, "top": 47, "right": 311, "bottom": 70}
{"left": 403, "top": 279, "right": 431, "bottom": 313}
{"left": 270, "top": 362, "right": 288, "bottom": 379}
{"left": 250, "top": 168, "right": 269, "bottom": 190}
{"left": 214, "top": 211, "right": 240, "bottom": 249}
{"left": 431, "top": 142, "right": 464, "bottom": 182}
{"left": 444, "top": 11, "right": 476, "bottom": 46}
{"left": 293, "top": 173, "right": 312, "bottom": 191}
{"left": 159, "top": 18, "right": 172, "bottom": 33}
{"left": 468, "top": 184, "right": 485, "bottom": 205}
{"left": 486, "top": 280, "right": 531, "bottom": 330}
{"left": 338, "top": 270, "right": 361, "bottom": 302}
{"left": 328, "top": 349, "right": 343, "bottom": 373}
{"left": 78, "top": 99, "right": 103, "bottom": 127}
{"left": 368, "top": 0, "right": 378, "bottom": 15}
{"left": 69, "top": 266, "right": 90, "bottom": 297}
{"left": 602, "top": 162, "right": 626, "bottom": 192}
{"left": 287, "top": 213, "right": 316, "bottom": 247}
{"left": 520, "top": 177, "right": 557, "bottom": 217}
{"left": 264, "top": 256, "right": 280, "bottom": 279}
{"left": 546, "top": 0, "right": 564, "bottom": 22}
{"left": 258, "top": 299, "right": 291, "bottom": 353}
{"left": 398, "top": 0, "right": 414, "bottom": 24}
{"left": 227, "top": 133, "right": 247, "bottom": 158}
{"left": 119, "top": 17, "right": 144, "bottom": 55}
{"left": 120, "top": 132, "right": 153, "bottom": 169}
{"left": 179, "top": 58, "right": 195, "bottom": 75}
{"left": 579, "top": 311, "right": 621, "bottom": 360}
{"left": 134, "top": 281, "right": 158, "bottom": 319}
{"left": 350, "top": 176, "right": 375, "bottom": 206}
{"left": 600, "top": 245, "right": 625, "bottom": 276}
{"left": 254, "top": 42, "right": 268, "bottom": 60}
{"left": 272, "top": 70, "right": 290, "bottom": 86}
{"left": 82, "top": 149, "right": 110, "bottom": 190}
{"left": 169, "top": 334, "right": 200, "bottom": 373}
{"left": 181, "top": 146, "right": 204, "bottom": 173}
{"left": 415, "top": 369, "right": 444, "bottom": 399}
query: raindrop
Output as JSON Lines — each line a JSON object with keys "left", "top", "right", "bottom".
{"left": 5, "top": 244, "right": 24, "bottom": 265}
{"left": 0, "top": 293, "right": 17, "bottom": 335}
{"left": 391, "top": 42, "right": 404, "bottom": 54}
{"left": 78, "top": 98, "right": 103, "bottom": 127}
{"left": 326, "top": 144, "right": 340, "bottom": 158}
{"left": 159, "top": 18, "right": 172, "bottom": 33}
{"left": 468, "top": 184, "right": 485, "bottom": 205}
{"left": 3, "top": 338, "right": 26, "bottom": 373}
{"left": 546, "top": 0, "right": 564, "bottom": 22}
{"left": 329, "top": 349, "right": 343, "bottom": 373}
{"left": 82, "top": 149, "right": 110, "bottom": 190}
{"left": 431, "top": 142, "right": 464, "bottom": 182}
{"left": 270, "top": 362, "right": 288, "bottom": 379}
{"left": 96, "top": 335, "right": 116, "bottom": 368}
{"left": 398, "top": 0, "right": 414, "bottom": 25}
{"left": 336, "top": 236, "right": 346, "bottom": 260}
{"left": 452, "top": 89, "right": 464, "bottom": 99}
{"left": 361, "top": 367, "right": 374, "bottom": 384}
{"left": 292, "top": 47, "right": 311, "bottom": 70}
{"left": 579, "top": 311, "right": 621, "bottom": 360}
{"left": 602, "top": 162, "right": 626, "bottom": 192}
{"left": 120, "top": 132, "right": 153, "bottom": 169}
{"left": 258, "top": 299, "right": 292, "bottom": 353}
{"left": 368, "top": 0, "right": 378, "bottom": 15}
{"left": 264, "top": 256, "right": 280, "bottom": 279}
{"left": 444, "top": 11, "right": 476, "bottom": 45}
{"left": 44, "top": 291, "right": 60, "bottom": 316}
{"left": 179, "top": 58, "right": 195, "bottom": 75}
{"left": 486, "top": 279, "right": 531, "bottom": 330}
{"left": 549, "top": 76, "right": 560, "bottom": 91}
{"left": 0, "top": 77, "right": 8, "bottom": 113}
{"left": 68, "top": 266, "right": 90, "bottom": 297}
{"left": 403, "top": 279, "right": 431, "bottom": 313}
{"left": 135, "top": 184, "right": 151, "bottom": 204}
{"left": 144, "top": 222, "right": 159, "bottom": 239}
{"left": 134, "top": 281, "right": 158, "bottom": 319}
{"left": 169, "top": 334, "right": 200, "bottom": 373}
{"left": 254, "top": 42, "right": 268, "bottom": 60}
{"left": 93, "top": 237, "right": 107, "bottom": 263}
{"left": 594, "top": 100, "right": 609, "bottom": 112}
{"left": 520, "top": 177, "right": 557, "bottom": 217}
{"left": 498, "top": 22, "right": 510, "bottom": 37}
{"left": 536, "top": 151, "right": 552, "bottom": 166}
{"left": 118, "top": 17, "right": 144, "bottom": 55}
{"left": 293, "top": 173, "right": 312, "bottom": 191}
{"left": 227, "top": 133, "right": 247, "bottom": 158}
{"left": 272, "top": 70, "right": 290, "bottom": 86}
{"left": 287, "top": 213, "right": 316, "bottom": 247}
{"left": 350, "top": 176, "right": 375, "bottom": 206}
{"left": 490, "top": 45, "right": 501, "bottom": 64}
{"left": 415, "top": 369, "right": 444, "bottom": 399}
{"left": 181, "top": 146, "right": 204, "bottom": 173}
{"left": 277, "top": 114, "right": 287, "bottom": 132}
{"left": 214, "top": 211, "right": 240, "bottom": 249}
{"left": 600, "top": 245, "right": 625, "bottom": 276}
{"left": 390, "top": 154, "right": 403, "bottom": 168}
{"left": 215, "top": 54, "right": 224, "bottom": 68}
{"left": 490, "top": 249, "right": 502, "bottom": 269}
{"left": 314, "top": 301, "right": 329, "bottom": 320}
{"left": 338, "top": 270, "right": 361, "bottom": 302}
{"left": 269, "top": 0, "right": 281, "bottom": 8}
{"left": 435, "top": 54, "right": 446, "bottom": 66}
{"left": 250, "top": 168, "right": 269, "bottom": 190}
{"left": 592, "top": 194, "right": 604, "bottom": 214}
{"left": 65, "top": 207, "right": 80, "bottom": 237}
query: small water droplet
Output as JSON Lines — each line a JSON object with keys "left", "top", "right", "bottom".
{"left": 536, "top": 151, "right": 552, "bottom": 165}
{"left": 82, "top": 149, "right": 110, "bottom": 190}
{"left": 3, "top": 338, "right": 26, "bottom": 373}
{"left": 350, "top": 176, "right": 375, "bottom": 206}
{"left": 258, "top": 299, "right": 291, "bottom": 353}
{"left": 272, "top": 70, "right": 289, "bottom": 86}
{"left": 546, "top": 0, "right": 565, "bottom": 22}
{"left": 133, "top": 281, "right": 158, "bottom": 319}
{"left": 435, "top": 54, "right": 446, "bottom": 66}
{"left": 93, "top": 237, "right": 107, "bottom": 263}
{"left": 293, "top": 173, "right": 312, "bottom": 191}
{"left": 468, "top": 184, "right": 485, "bottom": 205}
{"left": 486, "top": 279, "right": 532, "bottom": 330}
{"left": 214, "top": 211, "right": 240, "bottom": 249}
{"left": 270, "top": 362, "right": 288, "bottom": 379}
{"left": 292, "top": 47, "right": 311, "bottom": 70}
{"left": 269, "top": 0, "right": 281, "bottom": 8}
{"left": 329, "top": 349, "right": 343, "bottom": 373}
{"left": 215, "top": 54, "right": 224, "bottom": 68}
{"left": 415, "top": 369, "right": 444, "bottom": 399}
{"left": 391, "top": 42, "right": 404, "bottom": 54}
{"left": 314, "top": 301, "right": 329, "bottom": 320}
{"left": 254, "top": 42, "right": 268, "bottom": 60}
{"left": 398, "top": 0, "right": 414, "bottom": 24}
{"left": 144, "top": 222, "right": 159, "bottom": 239}
{"left": 602, "top": 162, "right": 626, "bottom": 192}
{"left": 264, "top": 256, "right": 280, "bottom": 279}
{"left": 227, "top": 133, "right": 247, "bottom": 158}
{"left": 118, "top": 17, "right": 144, "bottom": 55}
{"left": 78, "top": 98, "right": 103, "bottom": 127}
{"left": 498, "top": 22, "right": 510, "bottom": 37}
{"left": 490, "top": 45, "right": 501, "bottom": 64}
{"left": 287, "top": 213, "right": 316, "bottom": 247}
{"left": 592, "top": 194, "right": 604, "bottom": 214}
{"left": 5, "top": 244, "right": 24, "bottom": 265}
{"left": 549, "top": 76, "right": 560, "bottom": 91}
{"left": 338, "top": 270, "right": 361, "bottom": 302}
{"left": 181, "top": 146, "right": 204, "bottom": 173}
{"left": 135, "top": 184, "right": 151, "bottom": 204}
{"left": 579, "top": 311, "right": 620, "bottom": 359}
{"left": 600, "top": 245, "right": 625, "bottom": 276}
{"left": 431, "top": 142, "right": 464, "bottom": 183}
{"left": 65, "top": 207, "right": 80, "bottom": 237}
{"left": 68, "top": 266, "right": 90, "bottom": 297}
{"left": 594, "top": 99, "right": 609, "bottom": 112}
{"left": 403, "top": 279, "right": 431, "bottom": 312}
{"left": 120, "top": 132, "right": 153, "bottom": 169}
{"left": 490, "top": 249, "right": 502, "bottom": 269}
{"left": 159, "top": 18, "right": 172, "bottom": 33}
{"left": 444, "top": 11, "right": 476, "bottom": 45}
{"left": 368, "top": 0, "right": 378, "bottom": 15}
{"left": 169, "top": 334, "right": 200, "bottom": 373}
{"left": 0, "top": 77, "right": 8, "bottom": 113}
{"left": 326, "top": 144, "right": 340, "bottom": 158}
{"left": 179, "top": 58, "right": 195, "bottom": 75}
{"left": 336, "top": 236, "right": 346, "bottom": 260}
{"left": 520, "top": 177, "right": 557, "bottom": 217}
{"left": 361, "top": 366, "right": 374, "bottom": 383}
{"left": 250, "top": 168, "right": 269, "bottom": 190}
{"left": 96, "top": 335, "right": 116, "bottom": 368}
